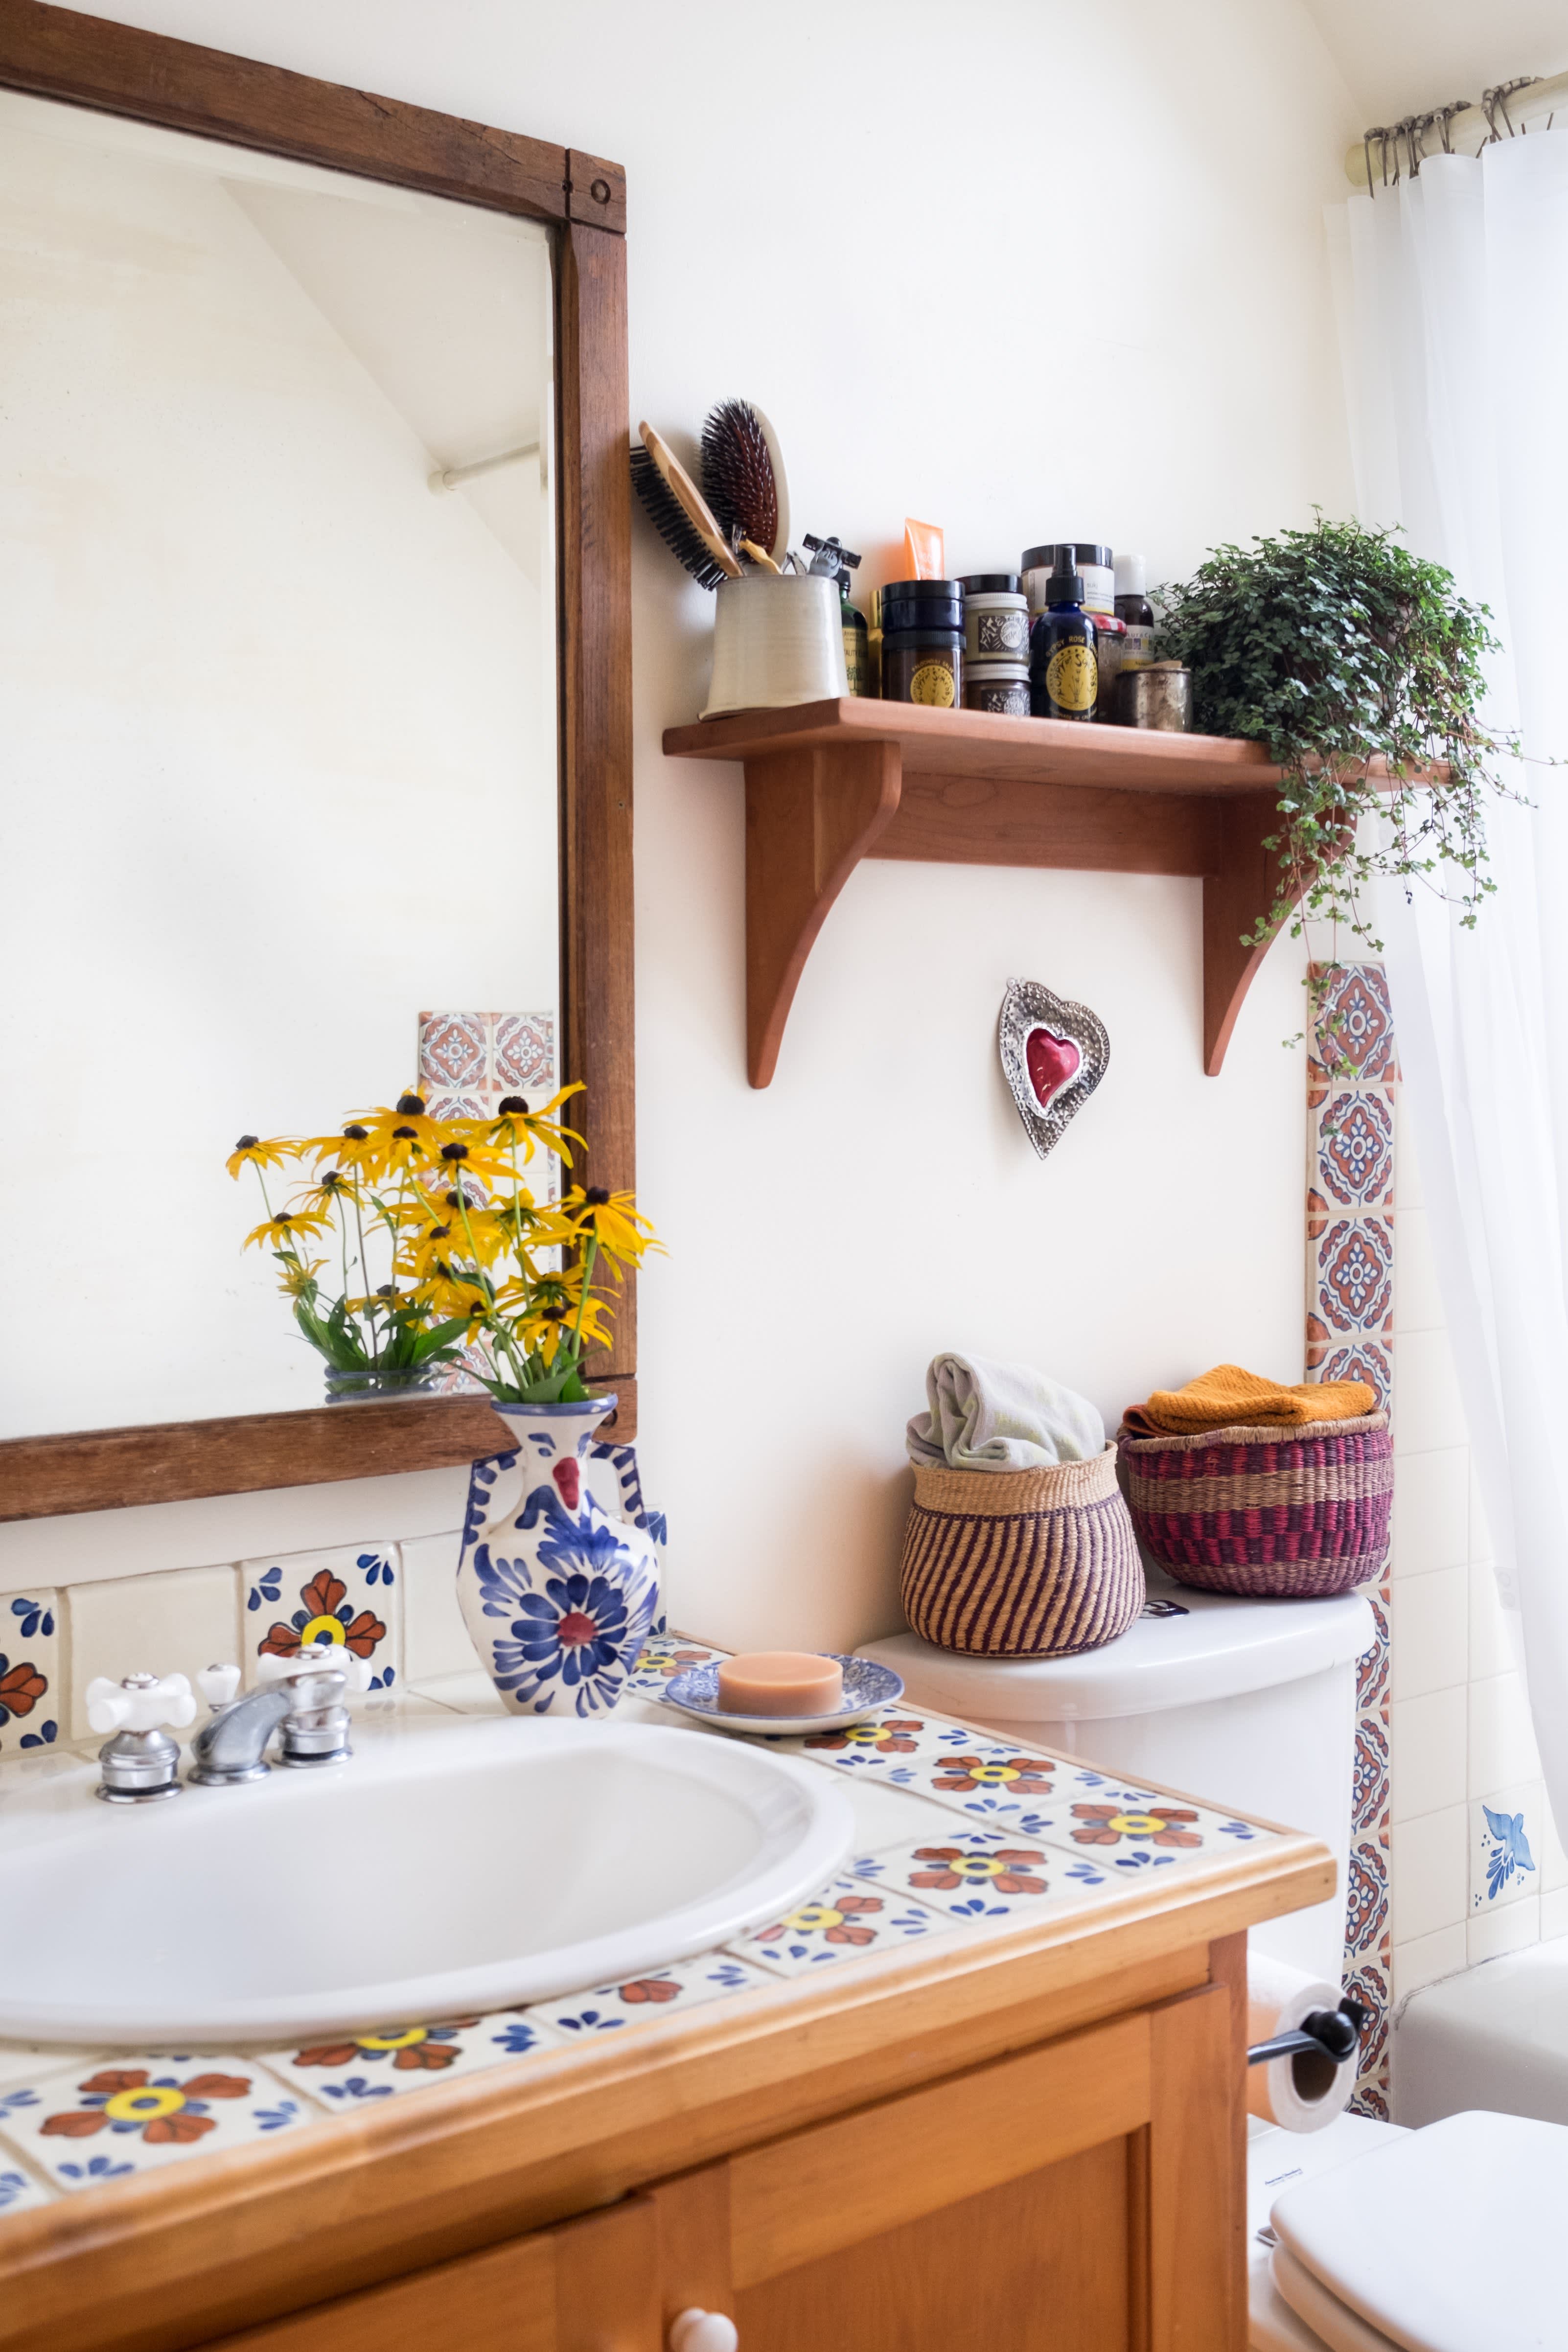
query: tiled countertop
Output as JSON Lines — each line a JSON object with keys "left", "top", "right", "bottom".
{"left": 0, "top": 1635, "right": 1285, "bottom": 2222}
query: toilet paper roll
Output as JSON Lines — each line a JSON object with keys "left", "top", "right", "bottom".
{"left": 1246, "top": 1955, "right": 1359, "bottom": 2135}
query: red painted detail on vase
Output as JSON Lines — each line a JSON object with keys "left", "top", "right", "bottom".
{"left": 556, "top": 1610, "right": 598, "bottom": 1649}
{"left": 1025, "top": 1026, "right": 1081, "bottom": 1110}
{"left": 552, "top": 1458, "right": 581, "bottom": 1509}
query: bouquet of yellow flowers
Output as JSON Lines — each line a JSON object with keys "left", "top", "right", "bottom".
{"left": 228, "top": 1086, "right": 656, "bottom": 1403}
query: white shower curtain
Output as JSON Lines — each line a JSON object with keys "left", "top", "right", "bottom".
{"left": 1330, "top": 131, "right": 1568, "bottom": 1831}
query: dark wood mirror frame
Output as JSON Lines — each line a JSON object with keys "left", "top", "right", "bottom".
{"left": 0, "top": 0, "right": 634, "bottom": 1523}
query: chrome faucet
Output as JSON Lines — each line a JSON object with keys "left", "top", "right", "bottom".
{"left": 187, "top": 1648, "right": 354, "bottom": 1786}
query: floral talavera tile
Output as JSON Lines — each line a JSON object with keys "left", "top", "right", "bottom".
{"left": 848, "top": 1829, "right": 1120, "bottom": 1926}
{"left": 0, "top": 2060, "right": 308, "bottom": 2191}
{"left": 261, "top": 2013, "right": 564, "bottom": 2105}
{"left": 980, "top": 1780, "right": 1277, "bottom": 1877}
{"left": 0, "top": 2162, "right": 54, "bottom": 2216}
{"left": 242, "top": 1546, "right": 401, "bottom": 1693}
{"left": 727, "top": 1876, "right": 957, "bottom": 1978}
{"left": 525, "top": 1953, "right": 774, "bottom": 2037}
{"left": 0, "top": 1589, "right": 60, "bottom": 1760}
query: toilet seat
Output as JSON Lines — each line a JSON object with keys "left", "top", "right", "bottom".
{"left": 1269, "top": 2246, "right": 1401, "bottom": 2352}
{"left": 1269, "top": 2110, "right": 1568, "bottom": 2350}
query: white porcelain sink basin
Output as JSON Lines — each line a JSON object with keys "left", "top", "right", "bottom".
{"left": 0, "top": 1716, "right": 853, "bottom": 2045}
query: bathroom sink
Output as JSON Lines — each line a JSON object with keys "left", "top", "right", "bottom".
{"left": 0, "top": 1716, "right": 853, "bottom": 2045}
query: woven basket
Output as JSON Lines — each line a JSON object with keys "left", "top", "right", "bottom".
{"left": 898, "top": 1444, "right": 1144, "bottom": 1658}
{"left": 1116, "top": 1413, "right": 1393, "bottom": 1598}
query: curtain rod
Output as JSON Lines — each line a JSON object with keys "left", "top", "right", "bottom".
{"left": 1342, "top": 71, "right": 1568, "bottom": 188}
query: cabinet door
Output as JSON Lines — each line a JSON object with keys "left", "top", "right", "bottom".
{"left": 669, "top": 1983, "right": 1240, "bottom": 2352}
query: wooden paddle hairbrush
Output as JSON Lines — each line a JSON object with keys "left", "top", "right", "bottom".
{"left": 701, "top": 399, "right": 789, "bottom": 564}
{"left": 630, "top": 422, "right": 741, "bottom": 589}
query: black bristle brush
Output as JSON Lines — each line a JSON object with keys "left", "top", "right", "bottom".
{"left": 701, "top": 399, "right": 781, "bottom": 561}
{"left": 630, "top": 422, "right": 741, "bottom": 591}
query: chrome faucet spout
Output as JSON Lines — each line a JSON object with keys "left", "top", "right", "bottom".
{"left": 187, "top": 1654, "right": 352, "bottom": 1785}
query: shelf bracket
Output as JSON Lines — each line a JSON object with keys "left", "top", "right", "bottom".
{"left": 745, "top": 739, "right": 903, "bottom": 1086}
{"left": 1202, "top": 787, "right": 1304, "bottom": 1075}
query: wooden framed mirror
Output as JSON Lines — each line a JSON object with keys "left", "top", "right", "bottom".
{"left": 0, "top": 0, "right": 633, "bottom": 1522}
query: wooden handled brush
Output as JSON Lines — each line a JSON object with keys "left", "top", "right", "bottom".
{"left": 631, "top": 422, "right": 742, "bottom": 589}
{"left": 701, "top": 399, "right": 789, "bottom": 564}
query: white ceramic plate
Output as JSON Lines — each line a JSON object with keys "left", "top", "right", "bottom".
{"left": 661, "top": 1654, "right": 905, "bottom": 1737}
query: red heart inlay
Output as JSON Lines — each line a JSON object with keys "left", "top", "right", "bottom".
{"left": 1025, "top": 1026, "right": 1081, "bottom": 1110}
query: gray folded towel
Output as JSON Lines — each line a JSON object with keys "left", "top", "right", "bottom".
{"left": 906, "top": 1351, "right": 1106, "bottom": 1473}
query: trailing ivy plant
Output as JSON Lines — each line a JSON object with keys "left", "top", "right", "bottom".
{"left": 1155, "top": 517, "right": 1521, "bottom": 1049}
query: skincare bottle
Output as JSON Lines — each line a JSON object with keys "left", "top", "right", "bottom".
{"left": 1114, "top": 551, "right": 1157, "bottom": 670}
{"left": 841, "top": 585, "right": 869, "bottom": 695}
{"left": 1029, "top": 550, "right": 1098, "bottom": 723}
{"left": 805, "top": 534, "right": 870, "bottom": 695}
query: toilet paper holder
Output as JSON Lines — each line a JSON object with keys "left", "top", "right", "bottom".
{"left": 1247, "top": 1995, "right": 1367, "bottom": 2069}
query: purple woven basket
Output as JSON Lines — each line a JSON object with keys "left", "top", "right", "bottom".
{"left": 1115, "top": 1413, "right": 1392, "bottom": 1598}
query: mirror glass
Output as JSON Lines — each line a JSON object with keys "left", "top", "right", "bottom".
{"left": 0, "top": 90, "right": 558, "bottom": 1438}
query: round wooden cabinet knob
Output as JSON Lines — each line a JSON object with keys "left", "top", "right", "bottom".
{"left": 669, "top": 2310, "right": 738, "bottom": 2352}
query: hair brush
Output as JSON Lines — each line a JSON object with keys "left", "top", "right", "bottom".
{"left": 631, "top": 422, "right": 741, "bottom": 590}
{"left": 701, "top": 399, "right": 790, "bottom": 564}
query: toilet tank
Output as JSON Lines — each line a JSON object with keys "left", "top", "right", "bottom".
{"left": 866, "top": 1576, "right": 1375, "bottom": 1981}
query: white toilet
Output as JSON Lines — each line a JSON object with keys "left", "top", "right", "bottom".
{"left": 1247, "top": 2108, "right": 1567, "bottom": 2349}
{"left": 869, "top": 1578, "right": 1568, "bottom": 2349}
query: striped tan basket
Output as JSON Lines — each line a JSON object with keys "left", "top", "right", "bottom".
{"left": 898, "top": 1444, "right": 1144, "bottom": 1658}
{"left": 1115, "top": 1413, "right": 1393, "bottom": 1598}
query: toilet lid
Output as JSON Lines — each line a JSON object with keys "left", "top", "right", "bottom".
{"left": 1271, "top": 2110, "right": 1568, "bottom": 2351}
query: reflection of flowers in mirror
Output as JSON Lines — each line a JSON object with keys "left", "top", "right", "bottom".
{"left": 227, "top": 1087, "right": 659, "bottom": 1404}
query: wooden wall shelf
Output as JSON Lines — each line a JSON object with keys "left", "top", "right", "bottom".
{"left": 663, "top": 699, "right": 1299, "bottom": 1085}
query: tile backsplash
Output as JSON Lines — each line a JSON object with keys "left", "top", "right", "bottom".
{"left": 0, "top": 1591, "right": 60, "bottom": 1759}
{"left": 25, "top": 1538, "right": 475, "bottom": 1746}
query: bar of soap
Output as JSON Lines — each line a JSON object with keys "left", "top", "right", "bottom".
{"left": 716, "top": 1651, "right": 844, "bottom": 1718}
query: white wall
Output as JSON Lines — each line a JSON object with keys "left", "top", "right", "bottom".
{"left": 1, "top": 0, "right": 1363, "bottom": 1655}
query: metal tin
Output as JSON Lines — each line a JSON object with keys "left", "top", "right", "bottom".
{"left": 963, "top": 659, "right": 1031, "bottom": 716}
{"left": 960, "top": 585, "right": 1030, "bottom": 662}
{"left": 1117, "top": 661, "right": 1193, "bottom": 731}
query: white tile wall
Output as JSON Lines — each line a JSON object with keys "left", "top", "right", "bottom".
{"left": 67, "top": 1565, "right": 241, "bottom": 1742}
{"left": 1468, "top": 1896, "right": 1541, "bottom": 1967}
{"left": 1390, "top": 1687, "right": 1466, "bottom": 1821}
{"left": 1543, "top": 1888, "right": 1568, "bottom": 1941}
{"left": 1391, "top": 1922, "right": 1466, "bottom": 2006}
{"left": 401, "top": 1531, "right": 478, "bottom": 1683}
{"left": 1392, "top": 1329, "right": 1468, "bottom": 1455}
{"left": 1391, "top": 1568, "right": 1467, "bottom": 1701}
{"left": 1391, "top": 1449, "right": 1469, "bottom": 1579}
{"left": 1468, "top": 1674, "right": 1542, "bottom": 1795}
{"left": 1390, "top": 1805, "right": 1469, "bottom": 1943}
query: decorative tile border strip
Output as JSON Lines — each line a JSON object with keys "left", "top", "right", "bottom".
{"left": 1308, "top": 961, "right": 1397, "bottom": 2118}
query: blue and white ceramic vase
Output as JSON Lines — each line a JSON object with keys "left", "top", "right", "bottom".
{"left": 456, "top": 1395, "right": 665, "bottom": 1718}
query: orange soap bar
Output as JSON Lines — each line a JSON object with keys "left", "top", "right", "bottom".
{"left": 717, "top": 1651, "right": 844, "bottom": 1717}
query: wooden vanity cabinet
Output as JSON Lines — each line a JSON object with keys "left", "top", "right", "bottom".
{"left": 207, "top": 1973, "right": 1243, "bottom": 2352}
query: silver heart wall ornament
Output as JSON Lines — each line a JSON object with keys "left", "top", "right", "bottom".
{"left": 998, "top": 978, "right": 1109, "bottom": 1159}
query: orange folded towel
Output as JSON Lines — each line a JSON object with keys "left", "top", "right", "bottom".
{"left": 1121, "top": 1363, "right": 1377, "bottom": 1438}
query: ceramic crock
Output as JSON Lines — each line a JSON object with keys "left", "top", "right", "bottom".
{"left": 456, "top": 1396, "right": 664, "bottom": 1717}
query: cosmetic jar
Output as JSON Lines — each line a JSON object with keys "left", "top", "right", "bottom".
{"left": 963, "top": 659, "right": 1031, "bottom": 715}
{"left": 1118, "top": 660, "right": 1193, "bottom": 731}
{"left": 1023, "top": 542, "right": 1114, "bottom": 619}
{"left": 957, "top": 574, "right": 1029, "bottom": 662}
{"left": 880, "top": 579, "right": 964, "bottom": 708}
